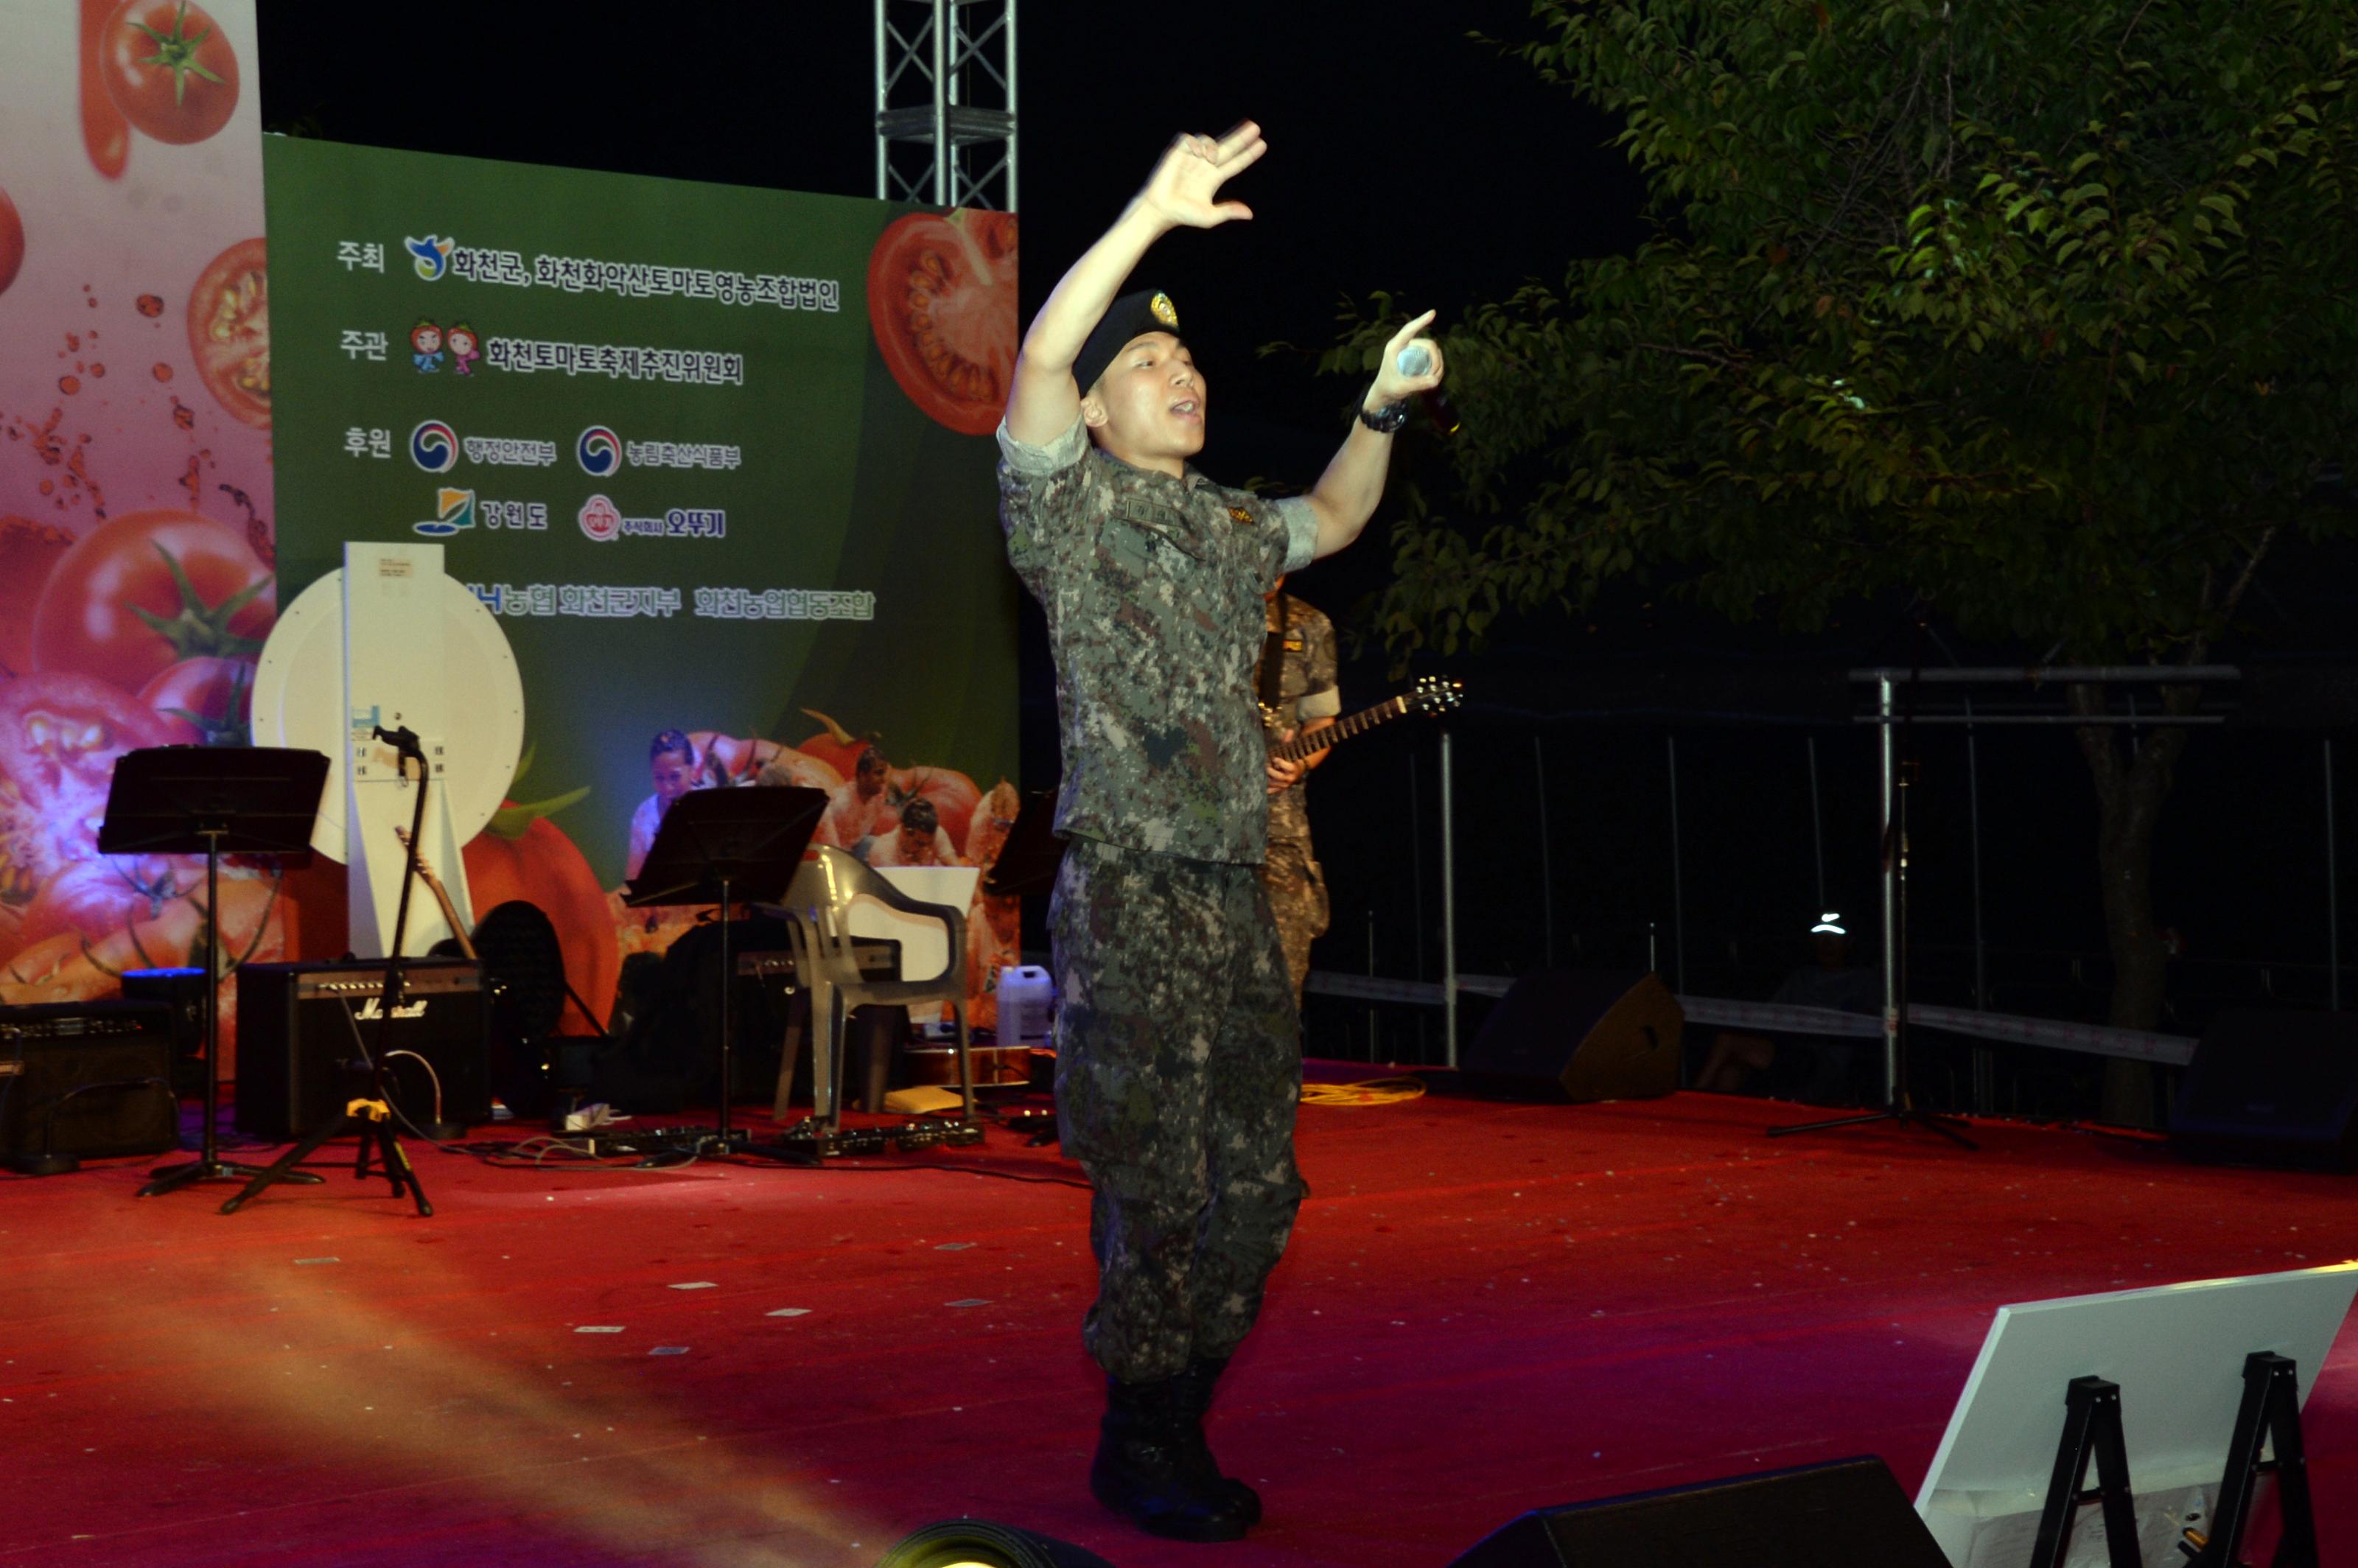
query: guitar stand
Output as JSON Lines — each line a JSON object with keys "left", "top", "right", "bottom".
{"left": 222, "top": 1090, "right": 429, "bottom": 1217}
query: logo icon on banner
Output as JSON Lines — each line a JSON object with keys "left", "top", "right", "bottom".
{"left": 409, "top": 420, "right": 458, "bottom": 472}
{"left": 404, "top": 235, "right": 455, "bottom": 281}
{"left": 578, "top": 494, "right": 621, "bottom": 543}
{"left": 577, "top": 427, "right": 622, "bottom": 476}
{"left": 414, "top": 488, "right": 477, "bottom": 537}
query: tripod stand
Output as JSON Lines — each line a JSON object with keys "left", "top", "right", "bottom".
{"left": 223, "top": 729, "right": 438, "bottom": 1215}
{"left": 1771, "top": 617, "right": 1975, "bottom": 1151}
{"left": 99, "top": 746, "right": 334, "bottom": 1199}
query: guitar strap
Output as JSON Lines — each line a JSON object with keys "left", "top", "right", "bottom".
{"left": 1256, "top": 593, "right": 1289, "bottom": 711}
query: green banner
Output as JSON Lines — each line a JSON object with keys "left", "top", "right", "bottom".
{"left": 266, "top": 137, "right": 1019, "bottom": 892}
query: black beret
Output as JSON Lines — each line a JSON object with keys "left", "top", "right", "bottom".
{"left": 1074, "top": 288, "right": 1182, "bottom": 392}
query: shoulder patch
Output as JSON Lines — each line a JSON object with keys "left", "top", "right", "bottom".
{"left": 1282, "top": 636, "right": 1306, "bottom": 653}
{"left": 1226, "top": 505, "right": 1256, "bottom": 528}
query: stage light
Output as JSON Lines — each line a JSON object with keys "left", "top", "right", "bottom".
{"left": 874, "top": 1519, "right": 1116, "bottom": 1568}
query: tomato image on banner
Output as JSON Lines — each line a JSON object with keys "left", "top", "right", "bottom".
{"left": 29, "top": 508, "right": 273, "bottom": 695}
{"left": 187, "top": 237, "right": 269, "bottom": 428}
{"left": 867, "top": 209, "right": 1018, "bottom": 436}
{"left": 1, "top": 0, "right": 273, "bottom": 1052}
{"left": 0, "top": 187, "right": 23, "bottom": 297}
{"left": 99, "top": 0, "right": 241, "bottom": 147}
{"left": 80, "top": 0, "right": 133, "bottom": 179}
{"left": 467, "top": 786, "right": 622, "bottom": 1037}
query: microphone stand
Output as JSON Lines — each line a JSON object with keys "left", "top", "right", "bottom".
{"left": 223, "top": 729, "right": 436, "bottom": 1215}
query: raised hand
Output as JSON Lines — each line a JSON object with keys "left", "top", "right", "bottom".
{"left": 1138, "top": 121, "right": 1268, "bottom": 231}
{"left": 1365, "top": 310, "right": 1444, "bottom": 410}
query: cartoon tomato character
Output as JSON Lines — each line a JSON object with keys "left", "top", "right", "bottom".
{"left": 447, "top": 321, "right": 480, "bottom": 376}
{"left": 463, "top": 802, "right": 621, "bottom": 1035}
{"left": 100, "top": 0, "right": 239, "bottom": 146}
{"left": 866, "top": 209, "right": 1018, "bottom": 436}
{"left": 410, "top": 318, "right": 444, "bottom": 374}
{"left": 187, "top": 237, "right": 268, "bottom": 427}
{"left": 0, "top": 186, "right": 23, "bottom": 297}
{"left": 29, "top": 507, "right": 273, "bottom": 695}
{"left": 80, "top": 0, "right": 130, "bottom": 178}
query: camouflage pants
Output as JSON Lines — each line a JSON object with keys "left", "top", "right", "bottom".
{"left": 1260, "top": 833, "right": 1329, "bottom": 1005}
{"left": 1050, "top": 835, "right": 1304, "bottom": 1384}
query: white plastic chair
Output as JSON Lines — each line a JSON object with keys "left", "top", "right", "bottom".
{"left": 777, "top": 846, "right": 974, "bottom": 1132}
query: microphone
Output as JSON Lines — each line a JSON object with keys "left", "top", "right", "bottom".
{"left": 372, "top": 723, "right": 426, "bottom": 763}
{"left": 1395, "top": 343, "right": 1459, "bottom": 435}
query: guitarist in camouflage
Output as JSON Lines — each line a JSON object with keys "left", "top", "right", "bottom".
{"left": 1258, "top": 580, "right": 1337, "bottom": 1005}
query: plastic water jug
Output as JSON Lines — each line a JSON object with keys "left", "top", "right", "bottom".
{"left": 997, "top": 965, "right": 1054, "bottom": 1043}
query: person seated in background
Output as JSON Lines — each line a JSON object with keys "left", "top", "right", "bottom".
{"left": 1698, "top": 911, "right": 1882, "bottom": 1102}
{"left": 625, "top": 728, "right": 709, "bottom": 881}
{"left": 862, "top": 796, "right": 957, "bottom": 867}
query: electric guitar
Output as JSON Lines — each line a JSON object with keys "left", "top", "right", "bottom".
{"left": 393, "top": 827, "right": 478, "bottom": 961}
{"left": 1261, "top": 675, "right": 1464, "bottom": 763}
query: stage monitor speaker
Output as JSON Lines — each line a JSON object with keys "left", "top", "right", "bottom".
{"left": 2169, "top": 1007, "right": 2358, "bottom": 1172}
{"left": 0, "top": 1001, "right": 179, "bottom": 1162}
{"left": 234, "top": 959, "right": 489, "bottom": 1141}
{"left": 1460, "top": 970, "right": 1681, "bottom": 1102}
{"left": 1447, "top": 1455, "right": 1950, "bottom": 1568}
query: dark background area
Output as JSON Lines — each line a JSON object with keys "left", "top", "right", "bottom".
{"left": 258, "top": 0, "right": 2358, "bottom": 1106}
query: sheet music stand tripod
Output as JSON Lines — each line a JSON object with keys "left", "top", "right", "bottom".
{"left": 100, "top": 746, "right": 332, "bottom": 1200}
{"left": 625, "top": 785, "right": 826, "bottom": 1155}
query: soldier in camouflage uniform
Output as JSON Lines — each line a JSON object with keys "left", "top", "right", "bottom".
{"left": 996, "top": 119, "right": 1444, "bottom": 1542}
{"left": 1258, "top": 586, "right": 1339, "bottom": 1005}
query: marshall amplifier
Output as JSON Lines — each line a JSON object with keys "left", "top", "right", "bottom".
{"left": 234, "top": 959, "right": 489, "bottom": 1141}
{"left": 0, "top": 1001, "right": 178, "bottom": 1163}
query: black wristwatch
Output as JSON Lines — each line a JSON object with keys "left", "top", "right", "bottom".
{"left": 1357, "top": 399, "right": 1411, "bottom": 434}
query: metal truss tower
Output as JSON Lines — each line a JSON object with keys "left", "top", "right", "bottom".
{"left": 874, "top": 0, "right": 1017, "bottom": 211}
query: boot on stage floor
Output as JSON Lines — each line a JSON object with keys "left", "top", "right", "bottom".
{"left": 1090, "top": 1375, "right": 1250, "bottom": 1542}
{"left": 1174, "top": 1355, "right": 1262, "bottom": 1524}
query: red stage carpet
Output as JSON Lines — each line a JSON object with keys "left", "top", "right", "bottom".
{"left": 6, "top": 1083, "right": 2356, "bottom": 1567}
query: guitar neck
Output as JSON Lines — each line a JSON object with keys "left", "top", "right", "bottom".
{"left": 414, "top": 866, "right": 477, "bottom": 960}
{"left": 1272, "top": 695, "right": 1412, "bottom": 763}
{"left": 395, "top": 825, "right": 477, "bottom": 960}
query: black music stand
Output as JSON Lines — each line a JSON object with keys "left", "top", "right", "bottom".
{"left": 99, "top": 746, "right": 333, "bottom": 1199}
{"left": 626, "top": 785, "right": 826, "bottom": 1152}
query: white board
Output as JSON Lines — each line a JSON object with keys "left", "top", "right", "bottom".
{"left": 1915, "top": 1264, "right": 2358, "bottom": 1566}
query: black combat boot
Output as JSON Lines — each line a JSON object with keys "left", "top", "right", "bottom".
{"left": 1089, "top": 1375, "right": 1250, "bottom": 1542}
{"left": 1173, "top": 1356, "right": 1262, "bottom": 1524}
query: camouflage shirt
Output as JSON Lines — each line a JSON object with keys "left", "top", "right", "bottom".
{"left": 999, "top": 414, "right": 1318, "bottom": 864}
{"left": 1257, "top": 593, "right": 1340, "bottom": 843}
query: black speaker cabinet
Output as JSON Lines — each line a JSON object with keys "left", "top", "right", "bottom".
{"left": 0, "top": 1001, "right": 179, "bottom": 1161}
{"left": 1448, "top": 1456, "right": 1951, "bottom": 1568}
{"left": 1460, "top": 970, "right": 1682, "bottom": 1102}
{"left": 234, "top": 959, "right": 489, "bottom": 1141}
{"left": 2171, "top": 1008, "right": 2358, "bottom": 1171}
